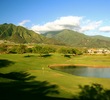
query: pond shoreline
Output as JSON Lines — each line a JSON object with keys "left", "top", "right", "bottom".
{"left": 48, "top": 64, "right": 110, "bottom": 68}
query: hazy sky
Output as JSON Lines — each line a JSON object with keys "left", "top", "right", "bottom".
{"left": 1, "top": 0, "right": 110, "bottom": 37}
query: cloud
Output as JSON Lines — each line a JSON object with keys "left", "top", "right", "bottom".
{"left": 80, "top": 21, "right": 102, "bottom": 32}
{"left": 99, "top": 26, "right": 110, "bottom": 32}
{"left": 18, "top": 20, "right": 31, "bottom": 26}
{"left": 31, "top": 16, "right": 103, "bottom": 36}
{"left": 31, "top": 16, "right": 82, "bottom": 33}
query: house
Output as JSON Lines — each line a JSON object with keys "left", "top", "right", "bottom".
{"left": 87, "top": 48, "right": 110, "bottom": 54}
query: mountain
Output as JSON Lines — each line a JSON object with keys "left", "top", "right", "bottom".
{"left": 1, "top": 23, "right": 110, "bottom": 48}
{"left": 91, "top": 35, "right": 110, "bottom": 41}
{"left": 0, "top": 23, "right": 64, "bottom": 45}
{"left": 43, "top": 29, "right": 110, "bottom": 48}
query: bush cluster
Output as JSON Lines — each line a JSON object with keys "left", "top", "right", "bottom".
{"left": 0, "top": 44, "right": 85, "bottom": 56}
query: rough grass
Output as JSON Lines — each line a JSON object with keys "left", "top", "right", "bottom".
{"left": 0, "top": 53, "right": 110, "bottom": 99}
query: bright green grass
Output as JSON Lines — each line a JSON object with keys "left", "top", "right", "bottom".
{"left": 0, "top": 53, "right": 110, "bottom": 98}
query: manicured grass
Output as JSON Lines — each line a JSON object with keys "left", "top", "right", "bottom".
{"left": 65, "top": 54, "right": 110, "bottom": 67}
{"left": 0, "top": 53, "right": 110, "bottom": 99}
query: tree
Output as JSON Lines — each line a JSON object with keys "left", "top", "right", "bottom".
{"left": 0, "top": 44, "right": 8, "bottom": 53}
{"left": 16, "top": 44, "right": 27, "bottom": 54}
{"left": 7, "top": 45, "right": 17, "bottom": 54}
{"left": 71, "top": 48, "right": 83, "bottom": 55}
{"left": 74, "top": 83, "right": 110, "bottom": 100}
{"left": 58, "top": 47, "right": 83, "bottom": 58}
{"left": 58, "top": 47, "right": 69, "bottom": 54}
{"left": 32, "top": 45, "right": 55, "bottom": 57}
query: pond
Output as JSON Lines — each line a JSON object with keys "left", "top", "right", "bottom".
{"left": 51, "top": 66, "right": 110, "bottom": 78}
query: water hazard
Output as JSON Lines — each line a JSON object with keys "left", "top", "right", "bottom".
{"left": 51, "top": 66, "right": 110, "bottom": 78}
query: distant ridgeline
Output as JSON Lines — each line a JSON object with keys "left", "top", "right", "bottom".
{"left": 43, "top": 29, "right": 110, "bottom": 48}
{"left": 0, "top": 23, "right": 110, "bottom": 48}
{"left": 0, "top": 23, "right": 64, "bottom": 45}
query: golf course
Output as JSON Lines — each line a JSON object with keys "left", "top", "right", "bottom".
{"left": 0, "top": 53, "right": 110, "bottom": 100}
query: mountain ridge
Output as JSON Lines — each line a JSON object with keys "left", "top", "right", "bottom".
{"left": 0, "top": 23, "right": 64, "bottom": 45}
{"left": 0, "top": 23, "right": 110, "bottom": 48}
{"left": 43, "top": 29, "right": 110, "bottom": 48}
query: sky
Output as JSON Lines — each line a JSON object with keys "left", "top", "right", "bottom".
{"left": 1, "top": 0, "right": 110, "bottom": 37}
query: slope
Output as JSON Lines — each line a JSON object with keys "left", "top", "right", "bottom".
{"left": 91, "top": 35, "right": 110, "bottom": 41}
{"left": 43, "top": 29, "right": 110, "bottom": 48}
{"left": 0, "top": 23, "right": 64, "bottom": 45}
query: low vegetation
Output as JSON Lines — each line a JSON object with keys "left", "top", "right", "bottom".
{"left": 0, "top": 43, "right": 84, "bottom": 55}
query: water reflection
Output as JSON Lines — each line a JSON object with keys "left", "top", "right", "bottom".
{"left": 52, "top": 67, "right": 110, "bottom": 78}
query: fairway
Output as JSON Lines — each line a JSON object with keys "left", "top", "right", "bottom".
{"left": 0, "top": 54, "right": 110, "bottom": 99}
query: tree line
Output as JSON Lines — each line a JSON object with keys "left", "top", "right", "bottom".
{"left": 0, "top": 43, "right": 86, "bottom": 56}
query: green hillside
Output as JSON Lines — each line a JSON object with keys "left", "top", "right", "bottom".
{"left": 0, "top": 23, "right": 63, "bottom": 45}
{"left": 1, "top": 23, "right": 110, "bottom": 48}
{"left": 43, "top": 29, "right": 110, "bottom": 48}
{"left": 91, "top": 35, "right": 110, "bottom": 41}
